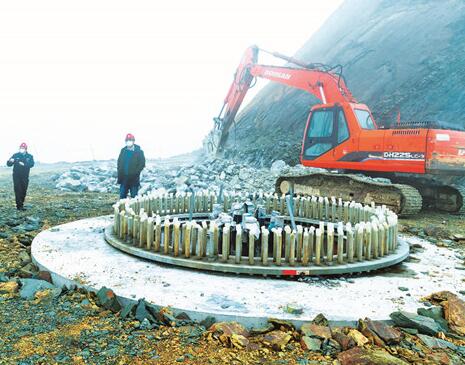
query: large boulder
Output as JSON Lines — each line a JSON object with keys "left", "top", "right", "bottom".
{"left": 389, "top": 311, "right": 443, "bottom": 336}
{"left": 425, "top": 291, "right": 465, "bottom": 336}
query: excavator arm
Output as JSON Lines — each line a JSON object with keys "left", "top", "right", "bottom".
{"left": 205, "top": 45, "right": 357, "bottom": 154}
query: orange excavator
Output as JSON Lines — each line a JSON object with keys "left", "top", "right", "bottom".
{"left": 205, "top": 45, "right": 465, "bottom": 216}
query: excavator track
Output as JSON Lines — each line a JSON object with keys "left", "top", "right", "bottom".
{"left": 385, "top": 176, "right": 465, "bottom": 214}
{"left": 275, "top": 172, "right": 423, "bottom": 217}
{"left": 392, "top": 183, "right": 423, "bottom": 216}
{"left": 452, "top": 185, "right": 465, "bottom": 214}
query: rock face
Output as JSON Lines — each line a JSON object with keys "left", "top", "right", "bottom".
{"left": 222, "top": 0, "right": 465, "bottom": 165}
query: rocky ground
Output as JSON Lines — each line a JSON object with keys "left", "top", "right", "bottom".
{"left": 1, "top": 161, "right": 465, "bottom": 364}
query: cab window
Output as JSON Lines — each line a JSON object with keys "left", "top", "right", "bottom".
{"left": 337, "top": 110, "right": 349, "bottom": 143}
{"left": 355, "top": 109, "right": 376, "bottom": 130}
{"left": 307, "top": 110, "right": 333, "bottom": 137}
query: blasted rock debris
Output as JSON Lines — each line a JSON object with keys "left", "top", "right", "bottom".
{"left": 55, "top": 155, "right": 402, "bottom": 223}
{"left": 54, "top": 157, "right": 324, "bottom": 195}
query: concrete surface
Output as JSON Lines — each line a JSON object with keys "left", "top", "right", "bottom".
{"left": 32, "top": 216, "right": 465, "bottom": 328}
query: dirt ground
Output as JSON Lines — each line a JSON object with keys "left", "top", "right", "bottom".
{"left": 0, "top": 164, "right": 464, "bottom": 364}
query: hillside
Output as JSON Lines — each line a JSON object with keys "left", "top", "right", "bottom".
{"left": 223, "top": 0, "right": 465, "bottom": 166}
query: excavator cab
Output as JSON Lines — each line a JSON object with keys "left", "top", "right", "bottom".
{"left": 301, "top": 104, "right": 351, "bottom": 161}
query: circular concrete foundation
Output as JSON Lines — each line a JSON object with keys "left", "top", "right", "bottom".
{"left": 104, "top": 226, "right": 410, "bottom": 277}
{"left": 32, "top": 216, "right": 464, "bottom": 328}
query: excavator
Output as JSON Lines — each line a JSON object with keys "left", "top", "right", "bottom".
{"left": 205, "top": 45, "right": 465, "bottom": 216}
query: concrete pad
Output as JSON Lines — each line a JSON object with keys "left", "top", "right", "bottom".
{"left": 32, "top": 216, "right": 465, "bottom": 328}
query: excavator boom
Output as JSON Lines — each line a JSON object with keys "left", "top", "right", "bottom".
{"left": 206, "top": 46, "right": 356, "bottom": 154}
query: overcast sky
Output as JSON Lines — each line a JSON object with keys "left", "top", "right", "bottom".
{"left": 0, "top": 0, "right": 342, "bottom": 163}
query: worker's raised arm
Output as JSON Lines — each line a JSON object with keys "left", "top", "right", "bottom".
{"left": 7, "top": 154, "right": 16, "bottom": 167}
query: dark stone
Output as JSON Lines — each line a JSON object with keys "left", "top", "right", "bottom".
{"left": 18, "top": 235, "right": 33, "bottom": 246}
{"left": 175, "top": 312, "right": 191, "bottom": 321}
{"left": 261, "top": 330, "right": 292, "bottom": 351}
{"left": 6, "top": 219, "right": 20, "bottom": 227}
{"left": 96, "top": 286, "right": 122, "bottom": 313}
{"left": 18, "top": 251, "right": 32, "bottom": 264}
{"left": 417, "top": 306, "right": 449, "bottom": 332}
{"left": 135, "top": 299, "right": 156, "bottom": 323}
{"left": 19, "top": 278, "right": 56, "bottom": 300}
{"left": 146, "top": 304, "right": 163, "bottom": 323}
{"left": 389, "top": 311, "right": 442, "bottom": 336}
{"left": 200, "top": 316, "right": 216, "bottom": 329}
{"left": 301, "top": 323, "right": 331, "bottom": 340}
{"left": 312, "top": 313, "right": 329, "bottom": 326}
{"left": 139, "top": 318, "right": 152, "bottom": 330}
{"left": 400, "top": 328, "right": 418, "bottom": 335}
{"left": 268, "top": 318, "right": 295, "bottom": 331}
{"left": 300, "top": 336, "right": 322, "bottom": 351}
{"left": 18, "top": 262, "right": 38, "bottom": 278}
{"left": 250, "top": 323, "right": 275, "bottom": 335}
{"left": 416, "top": 333, "right": 465, "bottom": 356}
{"left": 0, "top": 274, "right": 9, "bottom": 282}
{"left": 425, "top": 291, "right": 465, "bottom": 337}
{"left": 161, "top": 311, "right": 178, "bottom": 327}
{"left": 321, "top": 338, "right": 342, "bottom": 356}
{"left": 358, "top": 319, "right": 385, "bottom": 346}
{"left": 0, "top": 232, "right": 10, "bottom": 239}
{"left": 332, "top": 331, "right": 355, "bottom": 351}
{"left": 120, "top": 302, "right": 137, "bottom": 319}
{"left": 337, "top": 347, "right": 409, "bottom": 365}
{"left": 424, "top": 225, "right": 449, "bottom": 238}
{"left": 362, "top": 318, "right": 403, "bottom": 345}
{"left": 35, "top": 271, "right": 53, "bottom": 284}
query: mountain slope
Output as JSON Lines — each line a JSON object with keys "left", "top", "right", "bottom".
{"left": 223, "top": 0, "right": 465, "bottom": 166}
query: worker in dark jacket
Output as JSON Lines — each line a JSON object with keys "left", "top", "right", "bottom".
{"left": 117, "top": 133, "right": 145, "bottom": 198}
{"left": 7, "top": 142, "right": 35, "bottom": 210}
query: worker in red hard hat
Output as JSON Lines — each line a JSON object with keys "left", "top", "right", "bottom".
{"left": 6, "top": 143, "right": 35, "bottom": 210}
{"left": 117, "top": 133, "right": 145, "bottom": 198}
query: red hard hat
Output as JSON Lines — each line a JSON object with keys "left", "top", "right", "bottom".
{"left": 20, "top": 142, "right": 27, "bottom": 149}
{"left": 125, "top": 133, "right": 135, "bottom": 141}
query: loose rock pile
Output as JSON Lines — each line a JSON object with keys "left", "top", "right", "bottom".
{"left": 54, "top": 163, "right": 117, "bottom": 193}
{"left": 54, "top": 157, "right": 325, "bottom": 195}
{"left": 206, "top": 291, "right": 465, "bottom": 364}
